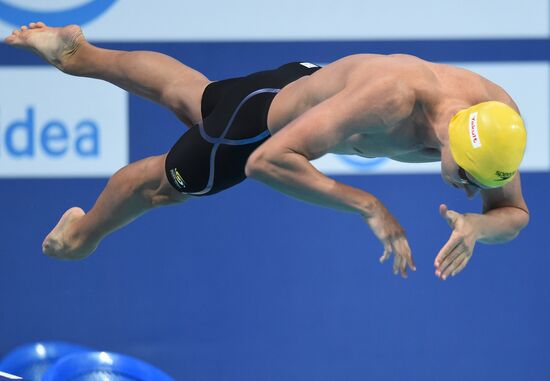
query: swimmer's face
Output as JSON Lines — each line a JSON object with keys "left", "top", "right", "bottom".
{"left": 440, "top": 147, "right": 484, "bottom": 199}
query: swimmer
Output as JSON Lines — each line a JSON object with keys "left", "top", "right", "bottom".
{"left": 4, "top": 23, "right": 529, "bottom": 280}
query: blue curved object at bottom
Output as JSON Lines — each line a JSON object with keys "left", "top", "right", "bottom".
{"left": 41, "top": 351, "right": 175, "bottom": 381}
{"left": 0, "top": 341, "right": 91, "bottom": 381}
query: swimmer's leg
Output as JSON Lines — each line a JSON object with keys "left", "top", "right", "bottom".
{"left": 43, "top": 154, "right": 188, "bottom": 259}
{"left": 4, "top": 22, "right": 209, "bottom": 126}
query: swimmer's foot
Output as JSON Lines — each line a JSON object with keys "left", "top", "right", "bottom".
{"left": 43, "top": 207, "right": 96, "bottom": 260}
{"left": 4, "top": 22, "right": 86, "bottom": 73}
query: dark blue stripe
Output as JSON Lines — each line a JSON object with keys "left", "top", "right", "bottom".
{"left": 199, "top": 127, "right": 271, "bottom": 146}
{"left": 1, "top": 39, "right": 549, "bottom": 70}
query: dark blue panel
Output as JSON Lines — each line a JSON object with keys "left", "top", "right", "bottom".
{"left": 2, "top": 39, "right": 550, "bottom": 69}
{"left": 0, "top": 172, "right": 549, "bottom": 380}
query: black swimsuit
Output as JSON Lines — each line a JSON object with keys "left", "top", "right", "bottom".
{"left": 165, "top": 62, "right": 321, "bottom": 196}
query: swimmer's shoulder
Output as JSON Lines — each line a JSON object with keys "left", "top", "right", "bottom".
{"left": 429, "top": 62, "right": 520, "bottom": 112}
{"left": 321, "top": 54, "right": 432, "bottom": 80}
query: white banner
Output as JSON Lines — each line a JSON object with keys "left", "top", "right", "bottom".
{"left": 312, "top": 62, "right": 550, "bottom": 175}
{"left": 0, "top": 0, "right": 547, "bottom": 41}
{"left": 0, "top": 67, "right": 128, "bottom": 177}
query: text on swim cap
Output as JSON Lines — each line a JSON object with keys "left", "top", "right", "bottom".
{"left": 469, "top": 112, "right": 481, "bottom": 148}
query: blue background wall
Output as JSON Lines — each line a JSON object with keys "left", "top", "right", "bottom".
{"left": 1, "top": 38, "right": 549, "bottom": 380}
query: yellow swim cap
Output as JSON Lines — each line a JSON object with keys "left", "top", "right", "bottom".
{"left": 448, "top": 101, "right": 526, "bottom": 188}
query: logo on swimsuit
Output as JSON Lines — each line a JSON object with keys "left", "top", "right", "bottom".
{"left": 469, "top": 112, "right": 481, "bottom": 149}
{"left": 170, "top": 168, "right": 187, "bottom": 190}
{"left": 0, "top": 0, "right": 117, "bottom": 27}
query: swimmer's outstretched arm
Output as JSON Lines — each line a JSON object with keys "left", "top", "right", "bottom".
{"left": 246, "top": 83, "right": 417, "bottom": 278}
{"left": 434, "top": 175, "right": 529, "bottom": 280}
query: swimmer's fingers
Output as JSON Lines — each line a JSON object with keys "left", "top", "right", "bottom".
{"left": 379, "top": 236, "right": 414, "bottom": 279}
{"left": 364, "top": 203, "right": 413, "bottom": 278}
{"left": 380, "top": 240, "right": 411, "bottom": 278}
{"left": 444, "top": 253, "right": 466, "bottom": 279}
{"left": 436, "top": 251, "right": 471, "bottom": 279}
{"left": 451, "top": 256, "right": 470, "bottom": 277}
{"left": 378, "top": 240, "right": 406, "bottom": 278}
{"left": 379, "top": 243, "right": 392, "bottom": 264}
{"left": 434, "top": 232, "right": 461, "bottom": 268}
{"left": 392, "top": 250, "right": 402, "bottom": 276}
{"left": 396, "top": 236, "right": 416, "bottom": 272}
{"left": 435, "top": 210, "right": 477, "bottom": 280}
{"left": 435, "top": 249, "right": 461, "bottom": 280}
{"left": 392, "top": 237, "right": 415, "bottom": 279}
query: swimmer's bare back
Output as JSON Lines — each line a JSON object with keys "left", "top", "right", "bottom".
{"left": 268, "top": 54, "right": 517, "bottom": 148}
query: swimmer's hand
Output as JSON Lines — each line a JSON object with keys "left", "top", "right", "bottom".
{"left": 364, "top": 202, "right": 416, "bottom": 278}
{"left": 434, "top": 204, "right": 477, "bottom": 280}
